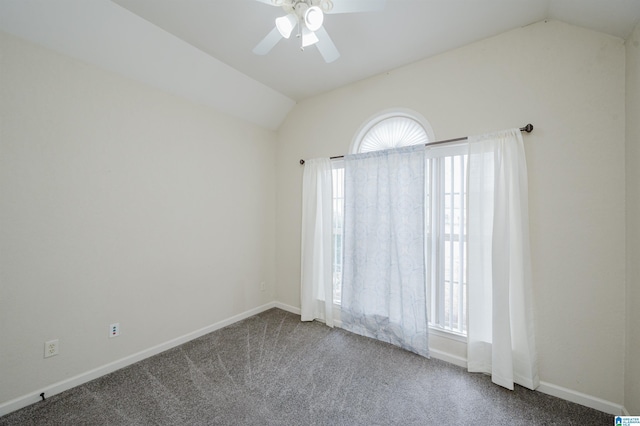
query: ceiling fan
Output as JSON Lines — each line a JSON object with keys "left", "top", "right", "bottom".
{"left": 253, "top": 0, "right": 385, "bottom": 63}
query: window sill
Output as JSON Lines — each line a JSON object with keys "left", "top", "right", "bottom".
{"left": 429, "top": 326, "right": 467, "bottom": 343}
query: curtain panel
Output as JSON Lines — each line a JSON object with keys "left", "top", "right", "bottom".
{"left": 300, "top": 158, "right": 334, "bottom": 327}
{"left": 341, "top": 145, "right": 429, "bottom": 358}
{"left": 466, "top": 128, "right": 539, "bottom": 390}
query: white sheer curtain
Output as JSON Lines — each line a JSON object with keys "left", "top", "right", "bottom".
{"left": 341, "top": 145, "right": 429, "bottom": 357}
{"left": 466, "top": 128, "right": 539, "bottom": 390}
{"left": 300, "top": 158, "right": 334, "bottom": 327}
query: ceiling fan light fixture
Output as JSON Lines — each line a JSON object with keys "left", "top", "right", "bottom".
{"left": 304, "top": 6, "right": 324, "bottom": 32}
{"left": 275, "top": 13, "right": 297, "bottom": 38}
{"left": 301, "top": 27, "right": 319, "bottom": 47}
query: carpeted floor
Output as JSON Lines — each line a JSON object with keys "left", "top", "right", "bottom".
{"left": 1, "top": 308, "right": 613, "bottom": 425}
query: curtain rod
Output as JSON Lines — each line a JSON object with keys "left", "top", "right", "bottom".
{"left": 299, "top": 123, "right": 534, "bottom": 165}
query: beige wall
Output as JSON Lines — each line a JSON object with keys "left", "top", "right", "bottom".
{"left": 276, "top": 20, "right": 626, "bottom": 405}
{"left": 1, "top": 17, "right": 633, "bottom": 414}
{"left": 0, "top": 32, "right": 277, "bottom": 404}
{"left": 626, "top": 21, "right": 640, "bottom": 416}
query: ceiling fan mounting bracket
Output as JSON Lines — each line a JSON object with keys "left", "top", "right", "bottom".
{"left": 276, "top": 0, "right": 334, "bottom": 15}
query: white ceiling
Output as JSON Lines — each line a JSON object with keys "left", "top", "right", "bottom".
{"left": 1, "top": 0, "right": 639, "bottom": 129}
{"left": 112, "top": 0, "right": 640, "bottom": 101}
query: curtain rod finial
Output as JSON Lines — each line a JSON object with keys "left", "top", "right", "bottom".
{"left": 521, "top": 123, "right": 533, "bottom": 133}
{"left": 300, "top": 159, "right": 305, "bottom": 165}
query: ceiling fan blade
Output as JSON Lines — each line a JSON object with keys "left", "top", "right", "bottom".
{"left": 325, "top": 0, "right": 385, "bottom": 14}
{"left": 254, "top": 0, "right": 277, "bottom": 6}
{"left": 315, "top": 26, "right": 340, "bottom": 63}
{"left": 253, "top": 27, "right": 283, "bottom": 55}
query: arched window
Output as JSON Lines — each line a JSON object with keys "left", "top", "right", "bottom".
{"left": 333, "top": 109, "right": 468, "bottom": 337}
{"left": 350, "top": 109, "right": 435, "bottom": 154}
{"left": 332, "top": 108, "right": 436, "bottom": 306}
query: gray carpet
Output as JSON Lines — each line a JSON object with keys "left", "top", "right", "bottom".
{"left": 1, "top": 308, "right": 612, "bottom": 425}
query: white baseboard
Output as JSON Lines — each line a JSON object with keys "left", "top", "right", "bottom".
{"left": 537, "top": 381, "right": 626, "bottom": 416}
{"left": 420, "top": 344, "right": 627, "bottom": 416}
{"left": 273, "top": 301, "right": 300, "bottom": 315}
{"left": 428, "top": 348, "right": 467, "bottom": 368}
{"left": 426, "top": 353, "right": 626, "bottom": 416}
{"left": 429, "top": 345, "right": 627, "bottom": 416}
{"left": 424, "top": 351, "right": 625, "bottom": 415}
{"left": 1, "top": 302, "right": 628, "bottom": 419}
{"left": 0, "top": 301, "right": 280, "bottom": 417}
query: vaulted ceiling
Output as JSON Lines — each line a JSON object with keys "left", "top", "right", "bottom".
{"left": 114, "top": 0, "right": 640, "bottom": 101}
{"left": 1, "top": 0, "right": 639, "bottom": 129}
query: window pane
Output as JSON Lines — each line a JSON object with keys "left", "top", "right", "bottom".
{"left": 428, "top": 151, "right": 468, "bottom": 336}
{"left": 359, "top": 116, "right": 429, "bottom": 153}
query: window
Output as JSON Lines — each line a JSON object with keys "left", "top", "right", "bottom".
{"left": 332, "top": 110, "right": 468, "bottom": 336}
{"left": 349, "top": 110, "right": 434, "bottom": 154}
{"left": 331, "top": 160, "right": 345, "bottom": 305}
{"left": 426, "top": 144, "right": 468, "bottom": 336}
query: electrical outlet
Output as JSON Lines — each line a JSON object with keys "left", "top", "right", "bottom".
{"left": 260, "top": 281, "right": 266, "bottom": 292}
{"left": 44, "top": 339, "right": 59, "bottom": 358}
{"left": 109, "top": 323, "right": 120, "bottom": 338}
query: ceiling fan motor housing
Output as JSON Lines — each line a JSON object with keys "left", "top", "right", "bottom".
{"left": 279, "top": 0, "right": 334, "bottom": 16}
